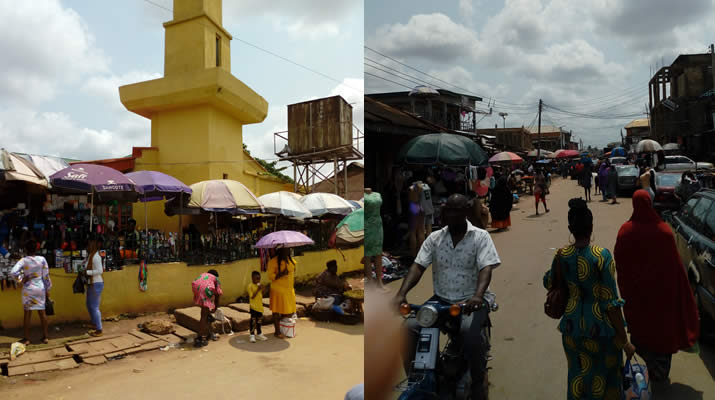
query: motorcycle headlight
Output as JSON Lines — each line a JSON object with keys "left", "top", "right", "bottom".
{"left": 416, "top": 305, "right": 439, "bottom": 327}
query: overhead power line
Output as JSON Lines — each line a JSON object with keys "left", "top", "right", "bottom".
{"left": 141, "top": 0, "right": 362, "bottom": 94}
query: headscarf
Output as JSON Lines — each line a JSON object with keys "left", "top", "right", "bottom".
{"left": 614, "top": 190, "right": 699, "bottom": 353}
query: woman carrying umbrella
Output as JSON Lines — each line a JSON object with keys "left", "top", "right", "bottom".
{"left": 268, "top": 247, "right": 297, "bottom": 339}
{"left": 489, "top": 176, "right": 513, "bottom": 231}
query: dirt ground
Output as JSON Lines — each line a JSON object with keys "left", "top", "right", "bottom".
{"left": 387, "top": 177, "right": 715, "bottom": 399}
{"left": 1, "top": 275, "right": 364, "bottom": 399}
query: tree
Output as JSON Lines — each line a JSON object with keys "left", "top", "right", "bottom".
{"left": 243, "top": 143, "right": 294, "bottom": 183}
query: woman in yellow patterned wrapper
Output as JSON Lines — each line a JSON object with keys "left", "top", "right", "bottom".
{"left": 268, "top": 247, "right": 296, "bottom": 339}
{"left": 543, "top": 198, "right": 635, "bottom": 399}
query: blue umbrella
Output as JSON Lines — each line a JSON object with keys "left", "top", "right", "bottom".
{"left": 611, "top": 147, "right": 626, "bottom": 157}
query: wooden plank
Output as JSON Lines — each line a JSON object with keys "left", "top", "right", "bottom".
{"left": 128, "top": 330, "right": 156, "bottom": 342}
{"left": 8, "top": 352, "right": 85, "bottom": 368}
{"left": 8, "top": 365, "right": 35, "bottom": 376}
{"left": 172, "top": 324, "right": 198, "bottom": 340}
{"left": 33, "top": 361, "right": 62, "bottom": 373}
{"left": 81, "top": 355, "right": 107, "bottom": 365}
{"left": 149, "top": 333, "right": 184, "bottom": 345}
{"left": 85, "top": 339, "right": 162, "bottom": 359}
{"left": 57, "top": 358, "right": 79, "bottom": 370}
{"left": 66, "top": 334, "right": 123, "bottom": 346}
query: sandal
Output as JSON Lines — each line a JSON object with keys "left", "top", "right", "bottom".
{"left": 19, "top": 338, "right": 30, "bottom": 345}
{"left": 41, "top": 337, "right": 49, "bottom": 344}
{"left": 274, "top": 333, "right": 287, "bottom": 339}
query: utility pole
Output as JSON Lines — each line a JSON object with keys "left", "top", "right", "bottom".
{"left": 537, "top": 99, "right": 542, "bottom": 158}
{"left": 499, "top": 112, "right": 508, "bottom": 129}
{"left": 620, "top": 129, "right": 625, "bottom": 146}
{"left": 710, "top": 44, "right": 714, "bottom": 90}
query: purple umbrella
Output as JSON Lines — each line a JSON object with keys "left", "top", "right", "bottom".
{"left": 255, "top": 230, "right": 315, "bottom": 249}
{"left": 125, "top": 171, "right": 192, "bottom": 201}
{"left": 50, "top": 164, "right": 139, "bottom": 232}
{"left": 125, "top": 171, "right": 193, "bottom": 237}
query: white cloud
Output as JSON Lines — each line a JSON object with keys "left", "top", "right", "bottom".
{"left": 224, "top": 0, "right": 360, "bottom": 38}
{"left": 520, "top": 40, "right": 626, "bottom": 84}
{"left": 459, "top": 0, "right": 475, "bottom": 22}
{"left": 0, "top": 0, "right": 108, "bottom": 105}
{"left": 370, "top": 13, "right": 480, "bottom": 62}
{"left": 82, "top": 71, "right": 162, "bottom": 110}
{"left": 0, "top": 108, "right": 149, "bottom": 160}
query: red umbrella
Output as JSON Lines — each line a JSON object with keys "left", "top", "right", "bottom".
{"left": 555, "top": 150, "right": 580, "bottom": 158}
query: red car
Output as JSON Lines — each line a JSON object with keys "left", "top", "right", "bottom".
{"left": 654, "top": 172, "right": 682, "bottom": 213}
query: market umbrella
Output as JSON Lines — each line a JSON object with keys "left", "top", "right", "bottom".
{"left": 536, "top": 159, "right": 551, "bottom": 164}
{"left": 555, "top": 150, "right": 580, "bottom": 158}
{"left": 334, "top": 208, "right": 364, "bottom": 247}
{"left": 50, "top": 164, "right": 139, "bottom": 231}
{"left": 489, "top": 151, "right": 523, "bottom": 163}
{"left": 0, "top": 149, "right": 48, "bottom": 188}
{"left": 257, "top": 191, "right": 312, "bottom": 219}
{"left": 409, "top": 85, "right": 440, "bottom": 97}
{"left": 178, "top": 180, "right": 263, "bottom": 214}
{"left": 611, "top": 147, "right": 626, "bottom": 157}
{"left": 636, "top": 139, "right": 663, "bottom": 153}
{"left": 300, "top": 192, "right": 356, "bottom": 217}
{"left": 125, "top": 170, "right": 193, "bottom": 240}
{"left": 397, "top": 133, "right": 488, "bottom": 166}
{"left": 663, "top": 143, "right": 679, "bottom": 151}
{"left": 255, "top": 230, "right": 315, "bottom": 249}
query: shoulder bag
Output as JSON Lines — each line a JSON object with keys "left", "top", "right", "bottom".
{"left": 544, "top": 249, "right": 568, "bottom": 319}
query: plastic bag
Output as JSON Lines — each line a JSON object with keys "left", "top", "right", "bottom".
{"left": 280, "top": 316, "right": 296, "bottom": 338}
{"left": 623, "top": 356, "right": 651, "bottom": 400}
{"left": 10, "top": 342, "right": 26, "bottom": 361}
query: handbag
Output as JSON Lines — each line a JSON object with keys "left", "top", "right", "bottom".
{"left": 72, "top": 273, "right": 85, "bottom": 294}
{"left": 45, "top": 298, "right": 55, "bottom": 316}
{"left": 544, "top": 249, "right": 568, "bottom": 319}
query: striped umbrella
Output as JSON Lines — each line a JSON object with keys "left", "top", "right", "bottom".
{"left": 489, "top": 151, "right": 523, "bottom": 163}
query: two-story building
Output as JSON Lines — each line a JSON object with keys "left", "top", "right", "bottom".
{"left": 527, "top": 126, "right": 574, "bottom": 151}
{"left": 624, "top": 118, "right": 650, "bottom": 148}
{"left": 649, "top": 52, "right": 715, "bottom": 160}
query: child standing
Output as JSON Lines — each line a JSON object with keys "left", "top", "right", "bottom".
{"left": 247, "top": 271, "right": 268, "bottom": 343}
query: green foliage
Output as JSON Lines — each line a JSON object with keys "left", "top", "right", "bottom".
{"left": 243, "top": 143, "right": 294, "bottom": 183}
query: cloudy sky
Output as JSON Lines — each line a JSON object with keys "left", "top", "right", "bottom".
{"left": 365, "top": 0, "right": 715, "bottom": 148}
{"left": 0, "top": 0, "right": 363, "bottom": 175}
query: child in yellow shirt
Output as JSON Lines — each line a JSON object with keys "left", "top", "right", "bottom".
{"left": 247, "top": 271, "right": 267, "bottom": 343}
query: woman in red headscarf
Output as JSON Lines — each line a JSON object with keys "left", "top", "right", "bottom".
{"left": 614, "top": 190, "right": 699, "bottom": 382}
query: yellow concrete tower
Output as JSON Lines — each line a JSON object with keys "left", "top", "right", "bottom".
{"left": 119, "top": 0, "right": 268, "bottom": 231}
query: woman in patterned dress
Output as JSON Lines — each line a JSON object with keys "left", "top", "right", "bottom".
{"left": 268, "top": 247, "right": 297, "bottom": 339}
{"left": 544, "top": 198, "right": 635, "bottom": 399}
{"left": 191, "top": 269, "right": 222, "bottom": 348}
{"left": 10, "top": 240, "right": 52, "bottom": 344}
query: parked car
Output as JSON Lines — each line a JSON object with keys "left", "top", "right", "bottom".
{"left": 609, "top": 156, "right": 628, "bottom": 165}
{"left": 615, "top": 165, "right": 639, "bottom": 193}
{"left": 663, "top": 155, "right": 714, "bottom": 171}
{"left": 654, "top": 172, "right": 681, "bottom": 213}
{"left": 662, "top": 190, "right": 715, "bottom": 333}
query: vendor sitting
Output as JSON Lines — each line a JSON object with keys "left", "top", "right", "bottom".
{"left": 314, "top": 260, "right": 351, "bottom": 299}
{"left": 121, "top": 219, "right": 139, "bottom": 259}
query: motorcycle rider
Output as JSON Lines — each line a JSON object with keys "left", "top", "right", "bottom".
{"left": 395, "top": 194, "right": 501, "bottom": 399}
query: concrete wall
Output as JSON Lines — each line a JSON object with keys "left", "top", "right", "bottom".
{"left": 0, "top": 246, "right": 363, "bottom": 329}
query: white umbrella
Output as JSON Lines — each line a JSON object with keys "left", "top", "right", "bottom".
{"left": 300, "top": 192, "right": 356, "bottom": 217}
{"left": 258, "top": 191, "right": 312, "bottom": 219}
{"left": 636, "top": 139, "right": 663, "bottom": 153}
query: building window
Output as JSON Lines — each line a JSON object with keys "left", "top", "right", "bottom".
{"left": 216, "top": 35, "right": 221, "bottom": 67}
{"left": 223, "top": 173, "right": 228, "bottom": 180}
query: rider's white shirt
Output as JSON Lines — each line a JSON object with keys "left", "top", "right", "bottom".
{"left": 415, "top": 220, "right": 501, "bottom": 303}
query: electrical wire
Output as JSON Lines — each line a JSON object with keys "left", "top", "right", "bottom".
{"left": 141, "top": 0, "right": 363, "bottom": 94}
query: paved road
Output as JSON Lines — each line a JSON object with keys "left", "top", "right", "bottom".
{"left": 389, "top": 177, "right": 715, "bottom": 399}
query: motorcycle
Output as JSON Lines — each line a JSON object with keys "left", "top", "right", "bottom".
{"left": 397, "top": 295, "right": 497, "bottom": 400}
